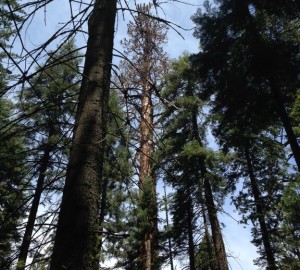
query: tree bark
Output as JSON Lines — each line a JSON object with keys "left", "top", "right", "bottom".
{"left": 203, "top": 177, "right": 228, "bottom": 270}
{"left": 50, "top": 1, "right": 117, "bottom": 269}
{"left": 244, "top": 146, "right": 277, "bottom": 270}
{"left": 139, "top": 84, "right": 158, "bottom": 270}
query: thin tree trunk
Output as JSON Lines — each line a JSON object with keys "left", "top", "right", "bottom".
{"left": 163, "top": 185, "right": 174, "bottom": 270}
{"left": 200, "top": 192, "right": 216, "bottom": 270}
{"left": 16, "top": 140, "right": 52, "bottom": 270}
{"left": 203, "top": 177, "right": 228, "bottom": 270}
{"left": 191, "top": 108, "right": 228, "bottom": 270}
{"left": 244, "top": 146, "right": 277, "bottom": 270}
{"left": 50, "top": 1, "right": 117, "bottom": 269}
{"left": 187, "top": 195, "right": 196, "bottom": 270}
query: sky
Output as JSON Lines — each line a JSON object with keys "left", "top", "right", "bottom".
{"left": 12, "top": 0, "right": 259, "bottom": 269}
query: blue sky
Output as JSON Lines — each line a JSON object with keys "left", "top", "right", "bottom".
{"left": 13, "top": 0, "right": 259, "bottom": 269}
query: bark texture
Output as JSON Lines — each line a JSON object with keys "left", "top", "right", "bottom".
{"left": 139, "top": 84, "right": 158, "bottom": 270}
{"left": 50, "top": 1, "right": 117, "bottom": 269}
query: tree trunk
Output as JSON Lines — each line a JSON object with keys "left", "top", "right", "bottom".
{"left": 139, "top": 84, "right": 158, "bottom": 270}
{"left": 203, "top": 177, "right": 228, "bottom": 270}
{"left": 163, "top": 185, "right": 174, "bottom": 270}
{"left": 50, "top": 1, "right": 117, "bottom": 269}
{"left": 200, "top": 192, "right": 216, "bottom": 270}
{"left": 244, "top": 146, "right": 277, "bottom": 270}
{"left": 191, "top": 109, "right": 228, "bottom": 270}
{"left": 16, "top": 139, "right": 52, "bottom": 270}
{"left": 187, "top": 195, "right": 196, "bottom": 270}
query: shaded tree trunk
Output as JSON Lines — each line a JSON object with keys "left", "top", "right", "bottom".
{"left": 244, "top": 146, "right": 277, "bottom": 270}
{"left": 187, "top": 195, "right": 196, "bottom": 270}
{"left": 16, "top": 133, "right": 53, "bottom": 270}
{"left": 191, "top": 109, "right": 228, "bottom": 270}
{"left": 203, "top": 177, "right": 228, "bottom": 270}
{"left": 50, "top": 1, "right": 117, "bottom": 269}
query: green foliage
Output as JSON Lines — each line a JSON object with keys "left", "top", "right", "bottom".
{"left": 0, "top": 98, "right": 27, "bottom": 268}
{"left": 275, "top": 179, "right": 300, "bottom": 269}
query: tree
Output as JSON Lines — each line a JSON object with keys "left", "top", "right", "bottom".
{"left": 192, "top": 0, "right": 300, "bottom": 171}
{"left": 119, "top": 4, "right": 168, "bottom": 269}
{"left": 49, "top": 1, "right": 117, "bottom": 269}
{"left": 0, "top": 1, "right": 27, "bottom": 267}
{"left": 161, "top": 54, "right": 228, "bottom": 270}
{"left": 16, "top": 40, "right": 81, "bottom": 270}
{"left": 0, "top": 98, "right": 27, "bottom": 269}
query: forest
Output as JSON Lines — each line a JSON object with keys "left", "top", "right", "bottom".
{"left": 0, "top": 0, "right": 299, "bottom": 269}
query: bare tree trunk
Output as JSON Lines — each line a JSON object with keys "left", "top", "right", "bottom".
{"left": 244, "top": 146, "right": 277, "bottom": 270}
{"left": 50, "top": 1, "right": 117, "bottom": 269}
{"left": 16, "top": 134, "right": 52, "bottom": 270}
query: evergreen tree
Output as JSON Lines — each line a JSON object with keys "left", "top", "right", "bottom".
{"left": 161, "top": 54, "right": 228, "bottom": 270}
{"left": 0, "top": 1, "right": 27, "bottom": 267}
{"left": 192, "top": 0, "right": 300, "bottom": 170}
{"left": 119, "top": 4, "right": 168, "bottom": 269}
{"left": 0, "top": 98, "right": 27, "bottom": 269}
{"left": 16, "top": 40, "right": 81, "bottom": 270}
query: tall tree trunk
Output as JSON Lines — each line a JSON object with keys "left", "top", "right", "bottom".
{"left": 203, "top": 177, "right": 228, "bottom": 270}
{"left": 191, "top": 109, "right": 228, "bottom": 270}
{"left": 50, "top": 1, "right": 117, "bottom": 269}
{"left": 16, "top": 135, "right": 53, "bottom": 270}
{"left": 200, "top": 192, "right": 216, "bottom": 270}
{"left": 139, "top": 84, "right": 158, "bottom": 270}
{"left": 244, "top": 146, "right": 277, "bottom": 270}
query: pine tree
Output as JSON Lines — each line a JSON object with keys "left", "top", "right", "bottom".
{"left": 0, "top": 98, "right": 27, "bottom": 269}
{"left": 192, "top": 0, "right": 300, "bottom": 170}
{"left": 119, "top": 4, "right": 168, "bottom": 269}
{"left": 161, "top": 54, "right": 228, "bottom": 270}
{"left": 0, "top": 1, "right": 27, "bottom": 267}
{"left": 16, "top": 40, "right": 81, "bottom": 270}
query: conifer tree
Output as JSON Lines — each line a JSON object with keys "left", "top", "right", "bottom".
{"left": 16, "top": 40, "right": 81, "bottom": 270}
{"left": 119, "top": 4, "right": 168, "bottom": 269}
{"left": 161, "top": 54, "right": 228, "bottom": 270}
{"left": 192, "top": 0, "right": 300, "bottom": 170}
{"left": 0, "top": 1, "right": 27, "bottom": 267}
